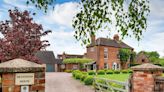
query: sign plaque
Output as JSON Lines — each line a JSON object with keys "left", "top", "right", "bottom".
{"left": 15, "top": 73, "right": 34, "bottom": 85}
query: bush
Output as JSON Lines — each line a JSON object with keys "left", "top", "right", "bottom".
{"left": 84, "top": 76, "right": 94, "bottom": 85}
{"left": 121, "top": 70, "right": 128, "bottom": 74}
{"left": 97, "top": 70, "right": 105, "bottom": 75}
{"left": 75, "top": 73, "right": 82, "bottom": 80}
{"left": 80, "top": 74, "right": 88, "bottom": 81}
{"left": 128, "top": 69, "right": 133, "bottom": 73}
{"left": 114, "top": 70, "right": 120, "bottom": 74}
{"left": 72, "top": 70, "right": 81, "bottom": 77}
{"left": 88, "top": 70, "right": 96, "bottom": 75}
{"left": 106, "top": 70, "right": 113, "bottom": 74}
{"left": 64, "top": 70, "right": 72, "bottom": 73}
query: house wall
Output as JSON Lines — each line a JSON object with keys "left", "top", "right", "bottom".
{"left": 65, "top": 64, "right": 79, "bottom": 70}
{"left": 87, "top": 46, "right": 132, "bottom": 70}
{"left": 98, "top": 46, "right": 120, "bottom": 69}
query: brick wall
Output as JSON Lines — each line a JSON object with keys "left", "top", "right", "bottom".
{"left": 2, "top": 72, "right": 45, "bottom": 92}
{"left": 65, "top": 63, "right": 79, "bottom": 70}
{"left": 87, "top": 46, "right": 121, "bottom": 69}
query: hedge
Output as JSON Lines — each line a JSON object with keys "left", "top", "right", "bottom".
{"left": 106, "top": 70, "right": 114, "bottom": 74}
{"left": 63, "top": 58, "right": 93, "bottom": 64}
{"left": 84, "top": 76, "right": 94, "bottom": 85}
{"left": 97, "top": 70, "right": 105, "bottom": 75}
{"left": 88, "top": 70, "right": 96, "bottom": 75}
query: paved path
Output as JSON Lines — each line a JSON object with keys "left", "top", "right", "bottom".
{"left": 45, "top": 72, "right": 95, "bottom": 92}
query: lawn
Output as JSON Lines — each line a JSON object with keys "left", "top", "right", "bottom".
{"left": 91, "top": 74, "right": 130, "bottom": 82}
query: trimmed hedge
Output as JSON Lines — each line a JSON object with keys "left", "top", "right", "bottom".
{"left": 80, "top": 74, "right": 88, "bottom": 81}
{"left": 88, "top": 70, "right": 96, "bottom": 75}
{"left": 75, "top": 73, "right": 82, "bottom": 80}
{"left": 84, "top": 76, "right": 94, "bottom": 85}
{"left": 106, "top": 70, "right": 114, "bottom": 74}
{"left": 114, "top": 70, "right": 120, "bottom": 74}
{"left": 97, "top": 70, "right": 105, "bottom": 75}
{"left": 121, "top": 70, "right": 128, "bottom": 74}
{"left": 64, "top": 70, "right": 72, "bottom": 73}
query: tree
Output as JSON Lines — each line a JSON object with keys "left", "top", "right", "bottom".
{"left": 0, "top": 9, "right": 51, "bottom": 63}
{"left": 26, "top": 0, "right": 55, "bottom": 13}
{"left": 72, "top": 0, "right": 150, "bottom": 45}
{"left": 119, "top": 48, "right": 131, "bottom": 69}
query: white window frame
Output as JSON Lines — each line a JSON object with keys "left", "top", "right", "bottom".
{"left": 104, "top": 48, "right": 108, "bottom": 59}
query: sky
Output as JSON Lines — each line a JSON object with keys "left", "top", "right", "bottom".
{"left": 0, "top": 0, "right": 164, "bottom": 57}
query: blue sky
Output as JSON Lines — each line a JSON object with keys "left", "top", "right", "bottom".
{"left": 0, "top": 0, "right": 164, "bottom": 57}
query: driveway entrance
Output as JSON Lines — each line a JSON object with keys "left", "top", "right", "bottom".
{"left": 45, "top": 72, "right": 94, "bottom": 92}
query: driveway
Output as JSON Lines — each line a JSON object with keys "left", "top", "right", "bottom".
{"left": 45, "top": 72, "right": 95, "bottom": 92}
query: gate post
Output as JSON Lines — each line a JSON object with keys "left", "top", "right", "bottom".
{"left": 0, "top": 58, "right": 45, "bottom": 92}
{"left": 131, "top": 63, "right": 163, "bottom": 92}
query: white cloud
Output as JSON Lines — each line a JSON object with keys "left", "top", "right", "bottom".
{"left": 41, "top": 26, "right": 85, "bottom": 56}
{"left": 43, "top": 2, "right": 79, "bottom": 28}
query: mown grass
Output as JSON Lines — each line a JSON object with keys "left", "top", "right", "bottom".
{"left": 91, "top": 74, "right": 130, "bottom": 82}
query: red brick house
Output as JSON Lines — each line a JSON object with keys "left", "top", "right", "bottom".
{"left": 86, "top": 34, "right": 133, "bottom": 70}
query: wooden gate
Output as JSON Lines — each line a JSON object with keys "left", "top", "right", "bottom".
{"left": 155, "top": 77, "right": 164, "bottom": 92}
{"left": 94, "top": 77, "right": 130, "bottom": 92}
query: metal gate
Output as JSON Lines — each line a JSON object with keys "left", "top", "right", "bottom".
{"left": 155, "top": 77, "right": 164, "bottom": 92}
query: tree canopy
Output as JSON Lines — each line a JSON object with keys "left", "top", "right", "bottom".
{"left": 63, "top": 58, "right": 93, "bottom": 64}
{"left": 72, "top": 0, "right": 150, "bottom": 45}
{"left": 0, "top": 9, "right": 51, "bottom": 63}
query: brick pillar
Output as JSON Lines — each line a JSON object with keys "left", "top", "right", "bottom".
{"left": 0, "top": 58, "right": 45, "bottom": 92}
{"left": 131, "top": 63, "right": 163, "bottom": 92}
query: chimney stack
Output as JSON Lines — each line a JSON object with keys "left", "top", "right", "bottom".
{"left": 91, "top": 34, "right": 95, "bottom": 44}
{"left": 113, "top": 34, "right": 119, "bottom": 41}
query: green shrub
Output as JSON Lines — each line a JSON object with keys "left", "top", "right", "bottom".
{"left": 121, "top": 70, "right": 128, "bottom": 74}
{"left": 72, "top": 70, "right": 81, "bottom": 77}
{"left": 82, "top": 72, "right": 88, "bottom": 75}
{"left": 64, "top": 70, "right": 72, "bottom": 73}
{"left": 88, "top": 70, "right": 96, "bottom": 75}
{"left": 114, "top": 70, "right": 120, "bottom": 74}
{"left": 80, "top": 74, "right": 88, "bottom": 81}
{"left": 97, "top": 70, "right": 105, "bottom": 75}
{"left": 75, "top": 73, "right": 82, "bottom": 80}
{"left": 128, "top": 69, "right": 133, "bottom": 73}
{"left": 106, "top": 70, "right": 113, "bottom": 74}
{"left": 84, "top": 76, "right": 94, "bottom": 85}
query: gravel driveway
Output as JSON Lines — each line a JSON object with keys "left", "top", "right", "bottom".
{"left": 45, "top": 72, "right": 95, "bottom": 92}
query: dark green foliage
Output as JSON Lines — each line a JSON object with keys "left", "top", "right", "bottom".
{"left": 75, "top": 73, "right": 82, "bottom": 80}
{"left": 128, "top": 70, "right": 133, "bottom": 73}
{"left": 84, "top": 76, "right": 94, "bottom": 85}
{"left": 72, "top": 70, "right": 81, "bottom": 77}
{"left": 80, "top": 74, "right": 88, "bottom": 81}
{"left": 106, "top": 70, "right": 114, "bottom": 74}
{"left": 119, "top": 49, "right": 131, "bottom": 62}
{"left": 88, "top": 70, "right": 96, "bottom": 75}
{"left": 72, "top": 0, "right": 150, "bottom": 45}
{"left": 121, "top": 70, "right": 128, "bottom": 74}
{"left": 64, "top": 70, "right": 72, "bottom": 73}
{"left": 97, "top": 70, "right": 105, "bottom": 75}
{"left": 63, "top": 58, "right": 93, "bottom": 64}
{"left": 26, "top": 0, "right": 55, "bottom": 13}
{"left": 114, "top": 70, "right": 121, "bottom": 74}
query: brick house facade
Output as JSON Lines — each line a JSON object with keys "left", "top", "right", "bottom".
{"left": 86, "top": 34, "right": 133, "bottom": 70}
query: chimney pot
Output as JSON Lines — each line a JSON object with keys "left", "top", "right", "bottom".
{"left": 113, "top": 34, "right": 119, "bottom": 41}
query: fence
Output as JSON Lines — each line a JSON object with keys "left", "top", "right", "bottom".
{"left": 155, "top": 76, "right": 164, "bottom": 92}
{"left": 94, "top": 77, "right": 130, "bottom": 92}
